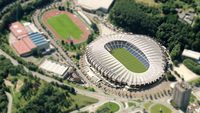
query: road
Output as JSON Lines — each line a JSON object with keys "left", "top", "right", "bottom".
{"left": 5, "top": 92, "right": 12, "bottom": 113}
{"left": 0, "top": 49, "right": 18, "bottom": 66}
{"left": 31, "top": 71, "right": 126, "bottom": 102}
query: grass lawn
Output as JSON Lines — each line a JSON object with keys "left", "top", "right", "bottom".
{"left": 144, "top": 101, "right": 153, "bottom": 109}
{"left": 128, "top": 102, "right": 136, "bottom": 107}
{"left": 135, "top": 0, "right": 160, "bottom": 7}
{"left": 111, "top": 48, "right": 147, "bottom": 73}
{"left": 96, "top": 102, "right": 120, "bottom": 113}
{"left": 47, "top": 14, "right": 83, "bottom": 39}
{"left": 150, "top": 104, "right": 172, "bottom": 113}
{"left": 69, "top": 93, "right": 98, "bottom": 110}
{"left": 190, "top": 94, "right": 197, "bottom": 103}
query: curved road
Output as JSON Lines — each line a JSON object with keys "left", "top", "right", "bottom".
{"left": 5, "top": 92, "right": 12, "bottom": 113}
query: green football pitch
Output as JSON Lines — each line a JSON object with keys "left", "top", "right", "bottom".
{"left": 111, "top": 48, "right": 147, "bottom": 73}
{"left": 47, "top": 14, "right": 83, "bottom": 39}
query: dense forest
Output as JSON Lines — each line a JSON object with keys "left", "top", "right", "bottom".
{"left": 0, "top": 54, "right": 78, "bottom": 113}
{"left": 109, "top": 0, "right": 200, "bottom": 62}
{"left": 0, "top": 55, "right": 25, "bottom": 113}
{"left": 18, "top": 83, "right": 74, "bottom": 113}
{"left": 0, "top": 0, "right": 54, "bottom": 32}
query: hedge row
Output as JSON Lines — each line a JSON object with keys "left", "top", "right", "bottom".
{"left": 183, "top": 58, "right": 200, "bottom": 75}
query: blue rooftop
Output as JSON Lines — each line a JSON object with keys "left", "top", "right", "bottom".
{"left": 28, "top": 32, "right": 48, "bottom": 47}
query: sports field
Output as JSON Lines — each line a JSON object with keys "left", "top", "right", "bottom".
{"left": 47, "top": 14, "right": 83, "bottom": 39}
{"left": 111, "top": 48, "right": 147, "bottom": 73}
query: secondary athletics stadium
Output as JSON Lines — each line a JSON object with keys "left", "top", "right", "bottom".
{"left": 85, "top": 34, "right": 166, "bottom": 89}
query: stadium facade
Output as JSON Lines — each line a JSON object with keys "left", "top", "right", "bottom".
{"left": 85, "top": 34, "right": 167, "bottom": 89}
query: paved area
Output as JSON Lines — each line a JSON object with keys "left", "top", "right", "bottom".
{"left": 192, "top": 87, "right": 200, "bottom": 101}
{"left": 71, "top": 100, "right": 123, "bottom": 113}
{"left": 99, "top": 23, "right": 116, "bottom": 35}
{"left": 5, "top": 92, "right": 12, "bottom": 113}
{"left": 174, "top": 64, "right": 200, "bottom": 81}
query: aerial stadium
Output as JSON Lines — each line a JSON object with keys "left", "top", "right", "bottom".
{"left": 85, "top": 34, "right": 167, "bottom": 89}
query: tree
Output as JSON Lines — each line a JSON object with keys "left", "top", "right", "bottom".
{"left": 61, "top": 40, "right": 65, "bottom": 45}
{"left": 192, "top": 38, "right": 200, "bottom": 51}
{"left": 91, "top": 23, "right": 99, "bottom": 34}
{"left": 9, "top": 66, "right": 20, "bottom": 75}
{"left": 87, "top": 34, "right": 95, "bottom": 44}
{"left": 170, "top": 44, "right": 181, "bottom": 61}
{"left": 75, "top": 53, "right": 80, "bottom": 60}
{"left": 109, "top": 0, "right": 161, "bottom": 36}
{"left": 193, "top": 17, "right": 200, "bottom": 32}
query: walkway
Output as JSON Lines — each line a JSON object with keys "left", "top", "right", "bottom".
{"left": 5, "top": 92, "right": 12, "bottom": 113}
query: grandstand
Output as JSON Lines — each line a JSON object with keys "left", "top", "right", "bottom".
{"left": 85, "top": 34, "right": 166, "bottom": 88}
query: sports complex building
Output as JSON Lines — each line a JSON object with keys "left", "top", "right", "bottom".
{"left": 84, "top": 34, "right": 167, "bottom": 89}
{"left": 9, "top": 22, "right": 51, "bottom": 56}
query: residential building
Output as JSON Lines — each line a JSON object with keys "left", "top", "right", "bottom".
{"left": 187, "top": 103, "right": 200, "bottom": 113}
{"left": 172, "top": 82, "right": 192, "bottom": 110}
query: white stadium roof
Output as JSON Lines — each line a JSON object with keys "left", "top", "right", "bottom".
{"left": 77, "top": 0, "right": 114, "bottom": 11}
{"left": 86, "top": 34, "right": 166, "bottom": 86}
{"left": 182, "top": 49, "right": 200, "bottom": 60}
{"left": 40, "top": 59, "right": 69, "bottom": 76}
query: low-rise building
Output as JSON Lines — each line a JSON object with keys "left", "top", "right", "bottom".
{"left": 9, "top": 21, "right": 28, "bottom": 39}
{"left": 23, "top": 22, "right": 40, "bottom": 33}
{"left": 187, "top": 103, "right": 200, "bottom": 113}
{"left": 77, "top": 0, "right": 114, "bottom": 15}
{"left": 9, "top": 21, "right": 51, "bottom": 56}
{"left": 182, "top": 49, "right": 200, "bottom": 63}
{"left": 176, "top": 9, "right": 196, "bottom": 25}
{"left": 28, "top": 32, "right": 50, "bottom": 54}
{"left": 39, "top": 59, "right": 74, "bottom": 78}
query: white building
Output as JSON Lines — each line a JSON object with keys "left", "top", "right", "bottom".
{"left": 182, "top": 49, "right": 200, "bottom": 61}
{"left": 77, "top": 0, "right": 114, "bottom": 14}
{"left": 40, "top": 59, "right": 73, "bottom": 78}
{"left": 23, "top": 22, "right": 39, "bottom": 33}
